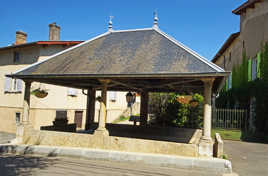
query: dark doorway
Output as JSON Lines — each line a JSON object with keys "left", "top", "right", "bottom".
{"left": 74, "top": 111, "right": 83, "bottom": 128}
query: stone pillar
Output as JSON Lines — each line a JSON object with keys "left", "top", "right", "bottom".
{"left": 85, "top": 88, "right": 96, "bottom": 130}
{"left": 102, "top": 82, "right": 108, "bottom": 124}
{"left": 202, "top": 78, "right": 214, "bottom": 140}
{"left": 15, "top": 80, "right": 32, "bottom": 144}
{"left": 23, "top": 81, "right": 31, "bottom": 124}
{"left": 94, "top": 80, "right": 109, "bottom": 136}
{"left": 140, "top": 90, "right": 148, "bottom": 126}
{"left": 199, "top": 78, "right": 214, "bottom": 157}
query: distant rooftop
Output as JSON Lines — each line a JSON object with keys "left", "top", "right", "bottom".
{"left": 233, "top": 0, "right": 262, "bottom": 15}
{"left": 212, "top": 32, "right": 240, "bottom": 63}
{"left": 0, "top": 41, "right": 83, "bottom": 51}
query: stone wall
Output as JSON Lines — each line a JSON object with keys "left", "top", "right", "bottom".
{"left": 215, "top": 36, "right": 243, "bottom": 71}
{"left": 22, "top": 128, "right": 199, "bottom": 157}
{"left": 240, "top": 1, "right": 268, "bottom": 58}
{"left": 213, "top": 133, "right": 223, "bottom": 158}
{"left": 242, "top": 13, "right": 268, "bottom": 58}
{"left": 0, "top": 107, "right": 22, "bottom": 133}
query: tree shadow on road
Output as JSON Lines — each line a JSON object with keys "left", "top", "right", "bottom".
{"left": 0, "top": 154, "right": 58, "bottom": 176}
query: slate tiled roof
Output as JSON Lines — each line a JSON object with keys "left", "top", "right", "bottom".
{"left": 13, "top": 27, "right": 224, "bottom": 77}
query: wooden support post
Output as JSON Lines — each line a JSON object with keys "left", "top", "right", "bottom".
{"left": 23, "top": 81, "right": 31, "bottom": 124}
{"left": 140, "top": 90, "right": 148, "bottom": 126}
{"left": 85, "top": 88, "right": 96, "bottom": 130}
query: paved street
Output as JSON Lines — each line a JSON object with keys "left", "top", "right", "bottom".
{"left": 224, "top": 140, "right": 268, "bottom": 176}
{"left": 0, "top": 132, "right": 15, "bottom": 144}
{"left": 0, "top": 154, "right": 224, "bottom": 176}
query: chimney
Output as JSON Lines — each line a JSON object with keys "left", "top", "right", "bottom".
{"left": 49, "top": 22, "right": 60, "bottom": 41}
{"left": 16, "top": 31, "right": 27, "bottom": 45}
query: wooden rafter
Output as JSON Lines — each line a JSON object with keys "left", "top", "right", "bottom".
{"left": 110, "top": 80, "right": 142, "bottom": 91}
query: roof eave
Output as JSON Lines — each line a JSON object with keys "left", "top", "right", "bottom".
{"left": 6, "top": 72, "right": 230, "bottom": 79}
{"left": 212, "top": 32, "right": 240, "bottom": 63}
{"left": 0, "top": 41, "right": 84, "bottom": 51}
{"left": 232, "top": 0, "right": 262, "bottom": 15}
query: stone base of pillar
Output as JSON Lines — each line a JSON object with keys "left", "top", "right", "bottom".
{"left": 94, "top": 128, "right": 109, "bottom": 136}
{"left": 198, "top": 138, "right": 213, "bottom": 157}
{"left": 13, "top": 123, "right": 33, "bottom": 144}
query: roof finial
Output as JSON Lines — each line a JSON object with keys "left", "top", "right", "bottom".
{"left": 108, "top": 16, "right": 113, "bottom": 31}
{"left": 153, "top": 11, "right": 158, "bottom": 28}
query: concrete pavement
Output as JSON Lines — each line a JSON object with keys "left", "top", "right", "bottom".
{"left": 0, "top": 144, "right": 232, "bottom": 174}
{"left": 224, "top": 140, "right": 268, "bottom": 176}
{"left": 0, "top": 153, "right": 226, "bottom": 176}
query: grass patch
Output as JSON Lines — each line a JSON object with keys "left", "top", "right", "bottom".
{"left": 212, "top": 128, "right": 241, "bottom": 141}
{"left": 112, "top": 115, "right": 130, "bottom": 123}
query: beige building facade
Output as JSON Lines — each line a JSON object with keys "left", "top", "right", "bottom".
{"left": 0, "top": 23, "right": 135, "bottom": 133}
{"left": 213, "top": 0, "right": 268, "bottom": 89}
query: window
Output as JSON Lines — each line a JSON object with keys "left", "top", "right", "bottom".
{"left": 229, "top": 52, "right": 232, "bottom": 62}
{"left": 109, "top": 91, "right": 117, "bottom": 102}
{"left": 257, "top": 52, "right": 261, "bottom": 78}
{"left": 67, "top": 88, "right": 78, "bottom": 97}
{"left": 13, "top": 52, "right": 20, "bottom": 63}
{"left": 4, "top": 77, "right": 22, "bottom": 93}
{"left": 227, "top": 72, "right": 232, "bottom": 90}
{"left": 56, "top": 110, "right": 67, "bottom": 119}
{"left": 74, "top": 111, "right": 83, "bottom": 128}
{"left": 251, "top": 58, "right": 257, "bottom": 80}
{"left": 15, "top": 112, "right": 21, "bottom": 124}
{"left": 223, "top": 55, "right": 226, "bottom": 69}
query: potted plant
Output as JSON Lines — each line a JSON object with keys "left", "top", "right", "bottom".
{"left": 31, "top": 88, "right": 48, "bottom": 98}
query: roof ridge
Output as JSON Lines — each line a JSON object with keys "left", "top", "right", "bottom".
{"left": 111, "top": 28, "right": 153, "bottom": 33}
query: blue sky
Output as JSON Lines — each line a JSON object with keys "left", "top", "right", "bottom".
{"left": 0, "top": 0, "right": 245, "bottom": 60}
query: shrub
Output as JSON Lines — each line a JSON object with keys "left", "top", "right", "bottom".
{"left": 149, "top": 93, "right": 204, "bottom": 128}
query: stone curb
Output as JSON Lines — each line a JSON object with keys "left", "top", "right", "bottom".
{"left": 0, "top": 144, "right": 232, "bottom": 174}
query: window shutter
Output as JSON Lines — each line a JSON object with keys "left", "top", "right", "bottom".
{"left": 257, "top": 52, "right": 261, "bottom": 78}
{"left": 229, "top": 72, "right": 232, "bottom": 89}
{"left": 251, "top": 59, "right": 257, "bottom": 80}
{"left": 68, "top": 88, "right": 77, "bottom": 96}
{"left": 4, "top": 77, "right": 11, "bottom": 92}
{"left": 248, "top": 59, "right": 252, "bottom": 81}
{"left": 16, "top": 79, "right": 23, "bottom": 92}
{"left": 225, "top": 79, "right": 228, "bottom": 91}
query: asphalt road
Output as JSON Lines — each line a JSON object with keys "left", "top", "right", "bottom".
{"left": 0, "top": 154, "right": 224, "bottom": 176}
{"left": 224, "top": 140, "right": 268, "bottom": 176}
